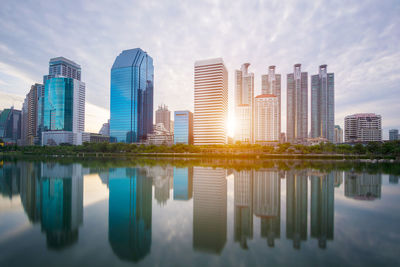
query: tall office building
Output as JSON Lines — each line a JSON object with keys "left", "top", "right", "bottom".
{"left": 193, "top": 167, "right": 227, "bottom": 254}
{"left": 344, "top": 113, "right": 382, "bottom": 142}
{"left": 110, "top": 48, "right": 154, "bottom": 143}
{"left": 174, "top": 110, "right": 193, "bottom": 145}
{"left": 287, "top": 64, "right": 308, "bottom": 143}
{"left": 234, "top": 170, "right": 253, "bottom": 249}
{"left": 310, "top": 173, "right": 334, "bottom": 249}
{"left": 255, "top": 94, "right": 279, "bottom": 143}
{"left": 155, "top": 104, "right": 171, "bottom": 133}
{"left": 194, "top": 58, "right": 228, "bottom": 145}
{"left": 41, "top": 57, "right": 85, "bottom": 145}
{"left": 389, "top": 129, "right": 399, "bottom": 141}
{"left": 0, "top": 108, "right": 21, "bottom": 144}
{"left": 261, "top": 66, "right": 281, "bottom": 134}
{"left": 22, "top": 84, "right": 42, "bottom": 145}
{"left": 253, "top": 170, "right": 281, "bottom": 247}
{"left": 334, "top": 125, "right": 343, "bottom": 144}
{"left": 311, "top": 65, "right": 334, "bottom": 142}
{"left": 235, "top": 63, "right": 254, "bottom": 143}
{"left": 99, "top": 119, "right": 110, "bottom": 136}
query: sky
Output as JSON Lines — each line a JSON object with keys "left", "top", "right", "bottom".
{"left": 0, "top": 0, "right": 399, "bottom": 138}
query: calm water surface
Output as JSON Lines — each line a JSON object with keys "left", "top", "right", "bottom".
{"left": 0, "top": 158, "right": 399, "bottom": 267}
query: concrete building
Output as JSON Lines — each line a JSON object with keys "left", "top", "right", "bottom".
{"left": 261, "top": 66, "right": 281, "bottom": 135}
{"left": 389, "top": 129, "right": 399, "bottom": 141}
{"left": 235, "top": 63, "right": 254, "bottom": 143}
{"left": 146, "top": 123, "right": 173, "bottom": 145}
{"left": 194, "top": 58, "right": 228, "bottom": 145}
{"left": 22, "top": 84, "right": 42, "bottom": 145}
{"left": 155, "top": 104, "right": 171, "bottom": 133}
{"left": 344, "top": 113, "right": 382, "bottom": 142}
{"left": 99, "top": 120, "right": 110, "bottom": 136}
{"left": 334, "top": 125, "right": 343, "bottom": 144}
{"left": 255, "top": 94, "right": 279, "bottom": 143}
{"left": 0, "top": 108, "right": 21, "bottom": 144}
{"left": 311, "top": 65, "right": 335, "bottom": 142}
{"left": 287, "top": 64, "right": 308, "bottom": 143}
{"left": 174, "top": 110, "right": 193, "bottom": 145}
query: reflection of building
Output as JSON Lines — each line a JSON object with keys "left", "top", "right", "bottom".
{"left": 311, "top": 174, "right": 334, "bottom": 249}
{"left": 0, "top": 162, "right": 21, "bottom": 198}
{"left": 253, "top": 170, "right": 280, "bottom": 247}
{"left": 108, "top": 168, "right": 152, "bottom": 262}
{"left": 110, "top": 48, "right": 154, "bottom": 143}
{"left": 194, "top": 58, "right": 228, "bottom": 145}
{"left": 39, "top": 163, "right": 84, "bottom": 249}
{"left": 193, "top": 167, "right": 227, "bottom": 254}
{"left": 20, "top": 162, "right": 41, "bottom": 222}
{"left": 286, "top": 171, "right": 308, "bottom": 249}
{"left": 234, "top": 170, "right": 253, "bottom": 249}
{"left": 333, "top": 171, "right": 343, "bottom": 187}
{"left": 345, "top": 172, "right": 381, "bottom": 200}
{"left": 389, "top": 175, "right": 399, "bottom": 184}
{"left": 173, "top": 167, "right": 193, "bottom": 200}
{"left": 148, "top": 166, "right": 173, "bottom": 205}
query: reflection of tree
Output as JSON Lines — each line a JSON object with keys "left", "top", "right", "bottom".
{"left": 108, "top": 168, "right": 152, "bottom": 263}
{"left": 311, "top": 173, "right": 334, "bottom": 249}
{"left": 234, "top": 170, "right": 253, "bottom": 249}
{"left": 286, "top": 170, "right": 307, "bottom": 249}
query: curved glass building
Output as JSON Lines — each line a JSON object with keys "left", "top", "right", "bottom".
{"left": 110, "top": 48, "right": 154, "bottom": 143}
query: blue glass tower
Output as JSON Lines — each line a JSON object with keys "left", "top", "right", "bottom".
{"left": 110, "top": 48, "right": 154, "bottom": 143}
{"left": 174, "top": 110, "right": 193, "bottom": 145}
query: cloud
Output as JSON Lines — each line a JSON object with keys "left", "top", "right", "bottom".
{"left": 0, "top": 0, "right": 399, "bottom": 139}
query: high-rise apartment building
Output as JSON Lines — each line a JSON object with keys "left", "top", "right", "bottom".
{"left": 235, "top": 63, "right": 254, "bottom": 143}
{"left": 155, "top": 104, "right": 171, "bottom": 133}
{"left": 311, "top": 65, "right": 335, "bottom": 142}
{"left": 194, "top": 58, "right": 228, "bottom": 145}
{"left": 389, "top": 129, "right": 399, "bottom": 141}
{"left": 255, "top": 94, "right": 279, "bottom": 143}
{"left": 287, "top": 64, "right": 308, "bottom": 143}
{"left": 334, "top": 125, "right": 343, "bottom": 144}
{"left": 22, "top": 84, "right": 42, "bottom": 145}
{"left": 110, "top": 48, "right": 154, "bottom": 143}
{"left": 261, "top": 66, "right": 281, "bottom": 134}
{"left": 174, "top": 110, "right": 193, "bottom": 145}
{"left": 344, "top": 113, "right": 382, "bottom": 142}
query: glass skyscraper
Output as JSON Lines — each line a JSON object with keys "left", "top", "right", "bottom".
{"left": 174, "top": 110, "right": 193, "bottom": 145}
{"left": 110, "top": 48, "right": 154, "bottom": 143}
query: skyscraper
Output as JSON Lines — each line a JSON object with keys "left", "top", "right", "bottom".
{"left": 344, "top": 113, "right": 382, "bottom": 142}
{"left": 261, "top": 66, "right": 281, "bottom": 134}
{"left": 194, "top": 58, "right": 228, "bottom": 145}
{"left": 235, "top": 63, "right": 254, "bottom": 143}
{"left": 0, "top": 108, "right": 21, "bottom": 144}
{"left": 41, "top": 57, "right": 85, "bottom": 145}
{"left": 334, "top": 125, "right": 343, "bottom": 144}
{"left": 255, "top": 94, "right": 279, "bottom": 143}
{"left": 155, "top": 104, "right": 171, "bottom": 133}
{"left": 311, "top": 65, "right": 335, "bottom": 142}
{"left": 287, "top": 64, "right": 308, "bottom": 143}
{"left": 22, "top": 84, "right": 43, "bottom": 145}
{"left": 389, "top": 129, "right": 399, "bottom": 141}
{"left": 174, "top": 110, "right": 193, "bottom": 145}
{"left": 110, "top": 48, "right": 154, "bottom": 143}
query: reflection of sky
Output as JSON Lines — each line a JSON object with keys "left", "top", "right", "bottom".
{"left": 0, "top": 163, "right": 400, "bottom": 266}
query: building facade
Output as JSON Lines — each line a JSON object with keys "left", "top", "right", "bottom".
{"left": 334, "top": 125, "right": 343, "bottom": 144}
{"left": 389, "top": 129, "right": 399, "bottom": 141}
{"left": 155, "top": 104, "right": 171, "bottom": 133}
{"left": 261, "top": 66, "right": 281, "bottom": 135}
{"left": 254, "top": 94, "right": 279, "bottom": 143}
{"left": 174, "top": 110, "right": 193, "bottom": 145}
{"left": 194, "top": 58, "right": 228, "bottom": 145}
{"left": 99, "top": 120, "right": 110, "bottom": 136}
{"left": 110, "top": 48, "right": 154, "bottom": 143}
{"left": 0, "top": 108, "right": 21, "bottom": 144}
{"left": 311, "top": 65, "right": 334, "bottom": 142}
{"left": 235, "top": 63, "right": 254, "bottom": 143}
{"left": 344, "top": 113, "right": 382, "bottom": 142}
{"left": 287, "top": 64, "right": 308, "bottom": 143}
{"left": 146, "top": 123, "right": 173, "bottom": 145}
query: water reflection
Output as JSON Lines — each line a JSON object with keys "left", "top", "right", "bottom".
{"left": 108, "top": 168, "right": 152, "bottom": 262}
{"left": 1, "top": 159, "right": 398, "bottom": 266}
{"left": 193, "top": 167, "right": 227, "bottom": 254}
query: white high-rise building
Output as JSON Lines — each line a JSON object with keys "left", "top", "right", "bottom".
{"left": 255, "top": 95, "right": 279, "bottom": 143}
{"left": 194, "top": 58, "right": 228, "bottom": 145}
{"left": 235, "top": 63, "right": 254, "bottom": 143}
{"left": 334, "top": 125, "right": 343, "bottom": 144}
{"left": 344, "top": 113, "right": 382, "bottom": 142}
{"left": 261, "top": 66, "right": 281, "bottom": 135}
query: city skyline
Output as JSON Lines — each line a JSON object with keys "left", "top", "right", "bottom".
{"left": 0, "top": 1, "right": 398, "bottom": 139}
